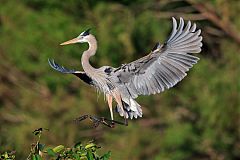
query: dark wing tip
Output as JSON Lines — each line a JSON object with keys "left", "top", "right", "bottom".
{"left": 48, "top": 58, "right": 76, "bottom": 74}
{"left": 48, "top": 58, "right": 57, "bottom": 69}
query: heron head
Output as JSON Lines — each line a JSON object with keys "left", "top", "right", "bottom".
{"left": 60, "top": 28, "right": 91, "bottom": 45}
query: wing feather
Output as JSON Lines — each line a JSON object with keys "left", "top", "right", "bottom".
{"left": 113, "top": 17, "right": 202, "bottom": 97}
{"left": 169, "top": 17, "right": 185, "bottom": 42}
{"left": 48, "top": 59, "right": 94, "bottom": 85}
{"left": 48, "top": 59, "right": 80, "bottom": 74}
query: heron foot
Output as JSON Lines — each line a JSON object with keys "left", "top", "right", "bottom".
{"left": 74, "top": 115, "right": 128, "bottom": 128}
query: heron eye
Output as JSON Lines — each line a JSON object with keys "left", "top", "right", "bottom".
{"left": 81, "top": 32, "right": 87, "bottom": 36}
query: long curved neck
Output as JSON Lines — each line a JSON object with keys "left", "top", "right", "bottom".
{"left": 81, "top": 35, "right": 97, "bottom": 74}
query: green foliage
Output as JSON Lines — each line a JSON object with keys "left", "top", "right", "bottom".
{"left": 0, "top": 151, "right": 16, "bottom": 160}
{"left": 1, "top": 128, "right": 111, "bottom": 160}
{"left": 25, "top": 128, "right": 110, "bottom": 160}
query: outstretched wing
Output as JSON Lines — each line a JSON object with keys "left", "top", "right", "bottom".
{"left": 48, "top": 59, "right": 94, "bottom": 85}
{"left": 113, "top": 17, "right": 202, "bottom": 97}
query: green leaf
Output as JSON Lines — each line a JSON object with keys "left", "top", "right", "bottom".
{"left": 3, "top": 152, "right": 9, "bottom": 158}
{"left": 86, "top": 150, "right": 94, "bottom": 160}
{"left": 32, "top": 155, "right": 37, "bottom": 160}
{"left": 46, "top": 149, "right": 56, "bottom": 157}
{"left": 74, "top": 142, "right": 82, "bottom": 148}
{"left": 81, "top": 152, "right": 87, "bottom": 157}
{"left": 35, "top": 154, "right": 42, "bottom": 160}
{"left": 85, "top": 143, "right": 96, "bottom": 149}
{"left": 52, "top": 145, "right": 65, "bottom": 153}
{"left": 101, "top": 151, "right": 111, "bottom": 160}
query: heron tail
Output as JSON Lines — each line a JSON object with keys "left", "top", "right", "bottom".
{"left": 115, "top": 98, "right": 143, "bottom": 119}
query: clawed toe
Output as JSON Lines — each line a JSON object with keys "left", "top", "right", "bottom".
{"left": 74, "top": 115, "right": 128, "bottom": 128}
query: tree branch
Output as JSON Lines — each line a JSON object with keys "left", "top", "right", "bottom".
{"left": 187, "top": 0, "right": 240, "bottom": 44}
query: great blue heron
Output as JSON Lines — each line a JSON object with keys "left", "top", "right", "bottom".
{"left": 48, "top": 17, "right": 202, "bottom": 127}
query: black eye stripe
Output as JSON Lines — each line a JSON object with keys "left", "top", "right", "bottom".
{"left": 80, "top": 28, "right": 91, "bottom": 36}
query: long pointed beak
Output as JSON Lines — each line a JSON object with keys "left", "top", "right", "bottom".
{"left": 60, "top": 37, "right": 79, "bottom": 45}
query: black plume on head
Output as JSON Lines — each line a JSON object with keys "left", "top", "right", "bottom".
{"left": 81, "top": 28, "right": 91, "bottom": 36}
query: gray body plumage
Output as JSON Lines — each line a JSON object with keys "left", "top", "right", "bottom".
{"left": 49, "top": 17, "right": 202, "bottom": 120}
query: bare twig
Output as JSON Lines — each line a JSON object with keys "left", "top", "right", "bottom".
{"left": 186, "top": 0, "right": 240, "bottom": 44}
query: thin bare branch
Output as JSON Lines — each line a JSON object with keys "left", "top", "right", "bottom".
{"left": 186, "top": 0, "right": 240, "bottom": 44}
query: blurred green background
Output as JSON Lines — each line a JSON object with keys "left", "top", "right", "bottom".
{"left": 0, "top": 0, "right": 240, "bottom": 159}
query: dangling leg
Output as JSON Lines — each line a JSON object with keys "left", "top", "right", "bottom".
{"left": 94, "top": 92, "right": 128, "bottom": 127}
{"left": 112, "top": 91, "right": 128, "bottom": 126}
{"left": 106, "top": 94, "right": 114, "bottom": 120}
{"left": 112, "top": 91, "right": 124, "bottom": 116}
{"left": 74, "top": 91, "right": 128, "bottom": 128}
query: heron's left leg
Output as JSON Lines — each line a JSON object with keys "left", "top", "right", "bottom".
{"left": 112, "top": 91, "right": 128, "bottom": 126}
{"left": 106, "top": 94, "right": 114, "bottom": 120}
{"left": 74, "top": 91, "right": 128, "bottom": 128}
{"left": 112, "top": 91, "right": 124, "bottom": 116}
